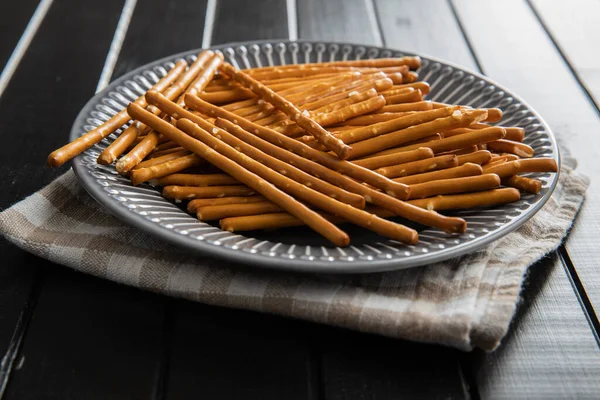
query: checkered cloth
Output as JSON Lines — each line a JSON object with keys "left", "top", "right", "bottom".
{"left": 0, "top": 155, "right": 588, "bottom": 351}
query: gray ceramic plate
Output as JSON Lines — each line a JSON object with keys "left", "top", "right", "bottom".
{"left": 70, "top": 40, "right": 560, "bottom": 274}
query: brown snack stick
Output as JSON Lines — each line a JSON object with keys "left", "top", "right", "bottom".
{"left": 188, "top": 196, "right": 266, "bottom": 213}
{"left": 482, "top": 160, "right": 521, "bottom": 178}
{"left": 147, "top": 146, "right": 186, "bottom": 159}
{"left": 185, "top": 52, "right": 225, "bottom": 96}
{"left": 144, "top": 91, "right": 366, "bottom": 208}
{"left": 486, "top": 139, "right": 535, "bottom": 158}
{"left": 432, "top": 104, "right": 503, "bottom": 123}
{"left": 377, "top": 101, "right": 433, "bottom": 113}
{"left": 440, "top": 146, "right": 479, "bottom": 156}
{"left": 408, "top": 174, "right": 501, "bottom": 199}
{"left": 403, "top": 133, "right": 443, "bottom": 146}
{"left": 128, "top": 103, "right": 350, "bottom": 246}
{"left": 48, "top": 60, "right": 188, "bottom": 168}
{"left": 185, "top": 93, "right": 411, "bottom": 199}
{"left": 178, "top": 119, "right": 418, "bottom": 245}
{"left": 495, "top": 154, "right": 520, "bottom": 162}
{"left": 515, "top": 158, "right": 558, "bottom": 173}
{"left": 197, "top": 202, "right": 283, "bottom": 221}
{"left": 384, "top": 82, "right": 430, "bottom": 95}
{"left": 298, "top": 77, "right": 394, "bottom": 111}
{"left": 408, "top": 188, "right": 520, "bottom": 211}
{"left": 219, "top": 63, "right": 352, "bottom": 159}
{"left": 347, "top": 109, "right": 489, "bottom": 159}
{"left": 469, "top": 124, "right": 525, "bottom": 142}
{"left": 134, "top": 149, "right": 191, "bottom": 170}
{"left": 310, "top": 88, "right": 379, "bottom": 115}
{"left": 116, "top": 130, "right": 161, "bottom": 174}
{"left": 163, "top": 185, "right": 257, "bottom": 200}
{"left": 394, "top": 163, "right": 483, "bottom": 185}
{"left": 385, "top": 89, "right": 423, "bottom": 105}
{"left": 352, "top": 147, "right": 434, "bottom": 170}
{"left": 376, "top": 155, "right": 458, "bottom": 179}
{"left": 247, "top": 57, "right": 422, "bottom": 73}
{"left": 502, "top": 175, "right": 543, "bottom": 194}
{"left": 97, "top": 124, "right": 140, "bottom": 165}
{"left": 151, "top": 141, "right": 180, "bottom": 153}
{"left": 259, "top": 73, "right": 340, "bottom": 85}
{"left": 342, "top": 112, "right": 413, "bottom": 126}
{"left": 275, "top": 96, "right": 386, "bottom": 136}
{"left": 404, "top": 71, "right": 419, "bottom": 83}
{"left": 130, "top": 153, "right": 204, "bottom": 186}
{"left": 247, "top": 66, "right": 381, "bottom": 81}
{"left": 153, "top": 173, "right": 239, "bottom": 187}
{"left": 456, "top": 150, "right": 492, "bottom": 166}
{"left": 368, "top": 126, "right": 505, "bottom": 158}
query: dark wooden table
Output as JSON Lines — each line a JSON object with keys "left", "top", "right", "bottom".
{"left": 1, "top": 0, "right": 599, "bottom": 398}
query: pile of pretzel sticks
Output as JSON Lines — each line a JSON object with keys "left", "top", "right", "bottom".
{"left": 47, "top": 50, "right": 558, "bottom": 247}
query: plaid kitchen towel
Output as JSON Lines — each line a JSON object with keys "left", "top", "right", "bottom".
{"left": 0, "top": 154, "right": 588, "bottom": 351}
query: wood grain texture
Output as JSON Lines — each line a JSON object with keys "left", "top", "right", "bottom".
{"left": 374, "top": 0, "right": 477, "bottom": 70}
{"left": 453, "top": 0, "right": 600, "bottom": 335}
{"left": 297, "top": 0, "right": 381, "bottom": 45}
{"left": 211, "top": 0, "right": 289, "bottom": 45}
{"left": 530, "top": 0, "right": 600, "bottom": 108}
{"left": 0, "top": 0, "right": 39, "bottom": 72}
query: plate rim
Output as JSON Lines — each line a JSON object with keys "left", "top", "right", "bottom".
{"left": 70, "top": 39, "right": 561, "bottom": 274}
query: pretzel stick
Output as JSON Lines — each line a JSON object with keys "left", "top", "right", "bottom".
{"left": 147, "top": 146, "right": 186, "bottom": 158}
{"left": 184, "top": 52, "right": 225, "bottom": 97}
{"left": 376, "top": 155, "right": 458, "bottom": 178}
{"left": 275, "top": 96, "right": 386, "bottom": 136}
{"left": 130, "top": 153, "right": 204, "bottom": 186}
{"left": 311, "top": 88, "right": 379, "bottom": 115}
{"left": 469, "top": 124, "right": 525, "bottom": 142}
{"left": 207, "top": 117, "right": 466, "bottom": 234}
{"left": 486, "top": 139, "right": 534, "bottom": 158}
{"left": 134, "top": 149, "right": 191, "bottom": 170}
{"left": 402, "top": 133, "right": 442, "bottom": 146}
{"left": 129, "top": 104, "right": 351, "bottom": 245}
{"left": 352, "top": 147, "right": 434, "bottom": 170}
{"left": 219, "top": 63, "right": 352, "bottom": 159}
{"left": 342, "top": 112, "right": 413, "bottom": 126}
{"left": 347, "top": 109, "right": 488, "bottom": 159}
{"left": 432, "top": 104, "right": 503, "bottom": 123}
{"left": 385, "top": 89, "right": 422, "bottom": 105}
{"left": 502, "top": 175, "right": 542, "bottom": 194}
{"left": 377, "top": 101, "right": 433, "bottom": 113}
{"left": 456, "top": 150, "right": 492, "bottom": 166}
{"left": 408, "top": 174, "right": 500, "bottom": 199}
{"left": 394, "top": 163, "right": 483, "bottom": 185}
{"left": 515, "top": 158, "right": 558, "bottom": 173}
{"left": 47, "top": 60, "right": 188, "bottom": 168}
{"left": 247, "top": 57, "right": 422, "bottom": 74}
{"left": 178, "top": 119, "right": 419, "bottom": 244}
{"left": 441, "top": 146, "right": 479, "bottom": 156}
{"left": 153, "top": 173, "right": 239, "bottom": 187}
{"left": 188, "top": 196, "right": 266, "bottom": 212}
{"left": 482, "top": 160, "right": 521, "bottom": 178}
{"left": 384, "top": 82, "right": 430, "bottom": 95}
{"left": 163, "top": 185, "right": 257, "bottom": 200}
{"left": 144, "top": 91, "right": 366, "bottom": 208}
{"left": 197, "top": 202, "right": 283, "bottom": 221}
{"left": 404, "top": 71, "right": 419, "bottom": 82}
{"left": 496, "top": 154, "right": 520, "bottom": 162}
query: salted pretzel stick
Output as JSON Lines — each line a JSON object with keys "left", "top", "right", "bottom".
{"left": 197, "top": 202, "right": 283, "bottom": 221}
{"left": 394, "top": 163, "right": 483, "bottom": 185}
{"left": 153, "top": 173, "right": 239, "bottom": 187}
{"left": 247, "top": 65, "right": 406, "bottom": 82}
{"left": 502, "top": 175, "right": 543, "bottom": 194}
{"left": 456, "top": 150, "right": 492, "bottom": 166}
{"left": 129, "top": 104, "right": 350, "bottom": 245}
{"left": 247, "top": 57, "right": 422, "bottom": 73}
{"left": 515, "top": 158, "right": 558, "bottom": 173}
{"left": 482, "top": 160, "right": 521, "bottom": 178}
{"left": 376, "top": 155, "right": 458, "bottom": 179}
{"left": 486, "top": 139, "right": 535, "bottom": 158}
{"left": 130, "top": 153, "right": 204, "bottom": 186}
{"left": 163, "top": 185, "right": 257, "bottom": 200}
{"left": 97, "top": 125, "right": 140, "bottom": 165}
{"left": 207, "top": 115, "right": 466, "bottom": 234}
{"left": 343, "top": 112, "right": 412, "bottom": 126}
{"left": 408, "top": 174, "right": 500, "bottom": 200}
{"left": 496, "top": 154, "right": 520, "bottom": 162}
{"left": 134, "top": 149, "right": 191, "bottom": 170}
{"left": 185, "top": 52, "right": 225, "bottom": 97}
{"left": 385, "top": 89, "right": 422, "bottom": 105}
{"left": 48, "top": 60, "right": 188, "bottom": 168}
{"left": 377, "top": 101, "right": 433, "bottom": 113}
{"left": 144, "top": 91, "right": 366, "bottom": 208}
{"left": 347, "top": 109, "right": 488, "bottom": 159}
{"left": 219, "top": 63, "right": 352, "bottom": 159}
{"left": 403, "top": 133, "right": 443, "bottom": 146}
{"left": 384, "top": 82, "right": 430, "bottom": 95}
{"left": 275, "top": 96, "right": 386, "bottom": 136}
{"left": 432, "top": 104, "right": 503, "bottom": 123}
{"left": 302, "top": 106, "right": 460, "bottom": 148}
{"left": 311, "top": 89, "right": 379, "bottom": 115}
{"left": 178, "top": 119, "right": 418, "bottom": 244}
{"left": 352, "top": 147, "right": 434, "bottom": 170}
{"left": 404, "top": 71, "right": 419, "bottom": 83}
{"left": 188, "top": 196, "right": 265, "bottom": 213}
{"left": 151, "top": 141, "right": 180, "bottom": 152}
{"left": 147, "top": 146, "right": 186, "bottom": 158}
{"left": 442, "top": 146, "right": 479, "bottom": 156}
{"left": 469, "top": 124, "right": 525, "bottom": 142}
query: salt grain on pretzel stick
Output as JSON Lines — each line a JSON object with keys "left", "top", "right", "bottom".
{"left": 408, "top": 174, "right": 501, "bottom": 199}
{"left": 154, "top": 173, "right": 238, "bottom": 187}
{"left": 144, "top": 91, "right": 366, "bottom": 208}
{"left": 376, "top": 155, "right": 458, "bottom": 179}
{"left": 47, "top": 60, "right": 188, "bottom": 168}
{"left": 502, "top": 175, "right": 543, "bottom": 194}
{"left": 352, "top": 147, "right": 434, "bottom": 170}
{"left": 394, "top": 163, "right": 483, "bottom": 185}
{"left": 456, "top": 150, "right": 492, "bottom": 166}
{"left": 130, "top": 153, "right": 204, "bottom": 186}
{"left": 219, "top": 63, "right": 352, "bottom": 159}
{"left": 128, "top": 104, "right": 350, "bottom": 246}
{"left": 188, "top": 196, "right": 266, "bottom": 213}
{"left": 486, "top": 139, "right": 535, "bottom": 158}
{"left": 197, "top": 202, "right": 283, "bottom": 221}
{"left": 347, "top": 109, "right": 488, "bottom": 159}
{"left": 163, "top": 185, "right": 257, "bottom": 200}
{"left": 177, "top": 119, "right": 418, "bottom": 244}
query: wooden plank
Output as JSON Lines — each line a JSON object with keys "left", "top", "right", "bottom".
{"left": 451, "top": 0, "right": 600, "bottom": 395}
{"left": 111, "top": 0, "right": 207, "bottom": 80}
{"left": 297, "top": 0, "right": 382, "bottom": 45}
{"left": 211, "top": 0, "right": 289, "bottom": 45}
{"left": 0, "top": 0, "right": 39, "bottom": 72}
{"left": 530, "top": 0, "right": 600, "bottom": 107}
